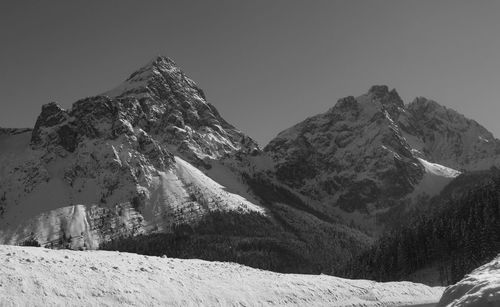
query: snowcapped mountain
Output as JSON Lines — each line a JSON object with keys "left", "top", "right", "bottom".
{"left": 0, "top": 56, "right": 264, "bottom": 249}
{"left": 265, "top": 85, "right": 500, "bottom": 229}
{"left": 0, "top": 57, "right": 368, "bottom": 273}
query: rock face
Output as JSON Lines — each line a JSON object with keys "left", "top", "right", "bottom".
{"left": 265, "top": 86, "right": 500, "bottom": 223}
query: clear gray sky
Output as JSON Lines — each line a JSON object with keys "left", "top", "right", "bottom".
{"left": 1, "top": 1, "right": 500, "bottom": 146}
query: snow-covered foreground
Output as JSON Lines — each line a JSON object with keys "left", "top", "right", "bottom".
{"left": 0, "top": 245, "right": 442, "bottom": 307}
{"left": 438, "top": 254, "right": 500, "bottom": 307}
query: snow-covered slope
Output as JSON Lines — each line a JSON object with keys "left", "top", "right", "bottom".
{"left": 265, "top": 85, "right": 500, "bottom": 229}
{"left": 438, "top": 254, "right": 500, "bottom": 307}
{"left": 0, "top": 245, "right": 443, "bottom": 307}
{"left": 0, "top": 153, "right": 265, "bottom": 249}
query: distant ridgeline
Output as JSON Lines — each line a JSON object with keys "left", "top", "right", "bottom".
{"left": 340, "top": 168, "right": 500, "bottom": 285}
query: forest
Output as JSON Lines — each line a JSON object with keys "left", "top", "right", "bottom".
{"left": 341, "top": 169, "right": 500, "bottom": 285}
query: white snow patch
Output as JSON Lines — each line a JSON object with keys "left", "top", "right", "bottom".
{"left": 438, "top": 254, "right": 500, "bottom": 306}
{"left": 478, "top": 135, "right": 490, "bottom": 143}
{"left": 417, "top": 158, "right": 461, "bottom": 178}
{"left": 173, "top": 156, "right": 265, "bottom": 214}
{"left": 408, "top": 158, "right": 461, "bottom": 201}
{"left": 0, "top": 245, "right": 443, "bottom": 307}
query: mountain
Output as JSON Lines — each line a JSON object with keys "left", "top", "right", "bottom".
{"left": 0, "top": 56, "right": 260, "bottom": 247}
{"left": 0, "top": 56, "right": 368, "bottom": 273}
{"left": 265, "top": 85, "right": 500, "bottom": 230}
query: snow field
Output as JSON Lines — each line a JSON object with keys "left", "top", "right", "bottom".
{"left": 0, "top": 245, "right": 443, "bottom": 307}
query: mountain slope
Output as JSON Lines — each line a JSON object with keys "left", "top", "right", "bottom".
{"left": 265, "top": 86, "right": 500, "bottom": 230}
{"left": 0, "top": 245, "right": 444, "bottom": 307}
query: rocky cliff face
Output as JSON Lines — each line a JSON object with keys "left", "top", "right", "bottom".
{"left": 265, "top": 86, "right": 500, "bottom": 226}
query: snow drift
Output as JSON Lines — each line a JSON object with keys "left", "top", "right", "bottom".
{"left": 0, "top": 245, "right": 443, "bottom": 307}
{"left": 438, "top": 254, "right": 500, "bottom": 307}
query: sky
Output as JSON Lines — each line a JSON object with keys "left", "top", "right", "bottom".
{"left": 1, "top": 1, "right": 500, "bottom": 146}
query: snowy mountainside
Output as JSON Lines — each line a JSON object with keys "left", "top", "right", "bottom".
{"left": 265, "top": 85, "right": 500, "bottom": 228}
{"left": 0, "top": 245, "right": 444, "bottom": 307}
{"left": 438, "top": 253, "right": 500, "bottom": 307}
{"left": 0, "top": 57, "right": 369, "bottom": 273}
{"left": 0, "top": 57, "right": 266, "bottom": 249}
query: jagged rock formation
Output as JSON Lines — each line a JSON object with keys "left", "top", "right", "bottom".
{"left": 265, "top": 86, "right": 500, "bottom": 228}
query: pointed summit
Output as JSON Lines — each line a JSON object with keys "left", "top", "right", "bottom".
{"left": 125, "top": 56, "right": 177, "bottom": 82}
{"left": 104, "top": 55, "right": 194, "bottom": 99}
{"left": 150, "top": 55, "right": 176, "bottom": 65}
{"left": 368, "top": 85, "right": 404, "bottom": 108}
{"left": 99, "top": 56, "right": 257, "bottom": 159}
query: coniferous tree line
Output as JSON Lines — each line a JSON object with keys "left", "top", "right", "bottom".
{"left": 340, "top": 171, "right": 500, "bottom": 285}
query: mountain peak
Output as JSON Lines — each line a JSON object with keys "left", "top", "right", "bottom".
{"left": 95, "top": 56, "right": 258, "bottom": 159}
{"left": 368, "top": 85, "right": 404, "bottom": 108}
{"left": 122, "top": 55, "right": 177, "bottom": 83}
{"left": 138, "top": 55, "right": 177, "bottom": 75}
{"left": 368, "top": 85, "right": 390, "bottom": 96}
{"left": 408, "top": 96, "right": 441, "bottom": 110}
{"left": 104, "top": 55, "right": 188, "bottom": 99}
{"left": 407, "top": 97, "right": 457, "bottom": 121}
{"left": 151, "top": 55, "right": 176, "bottom": 65}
